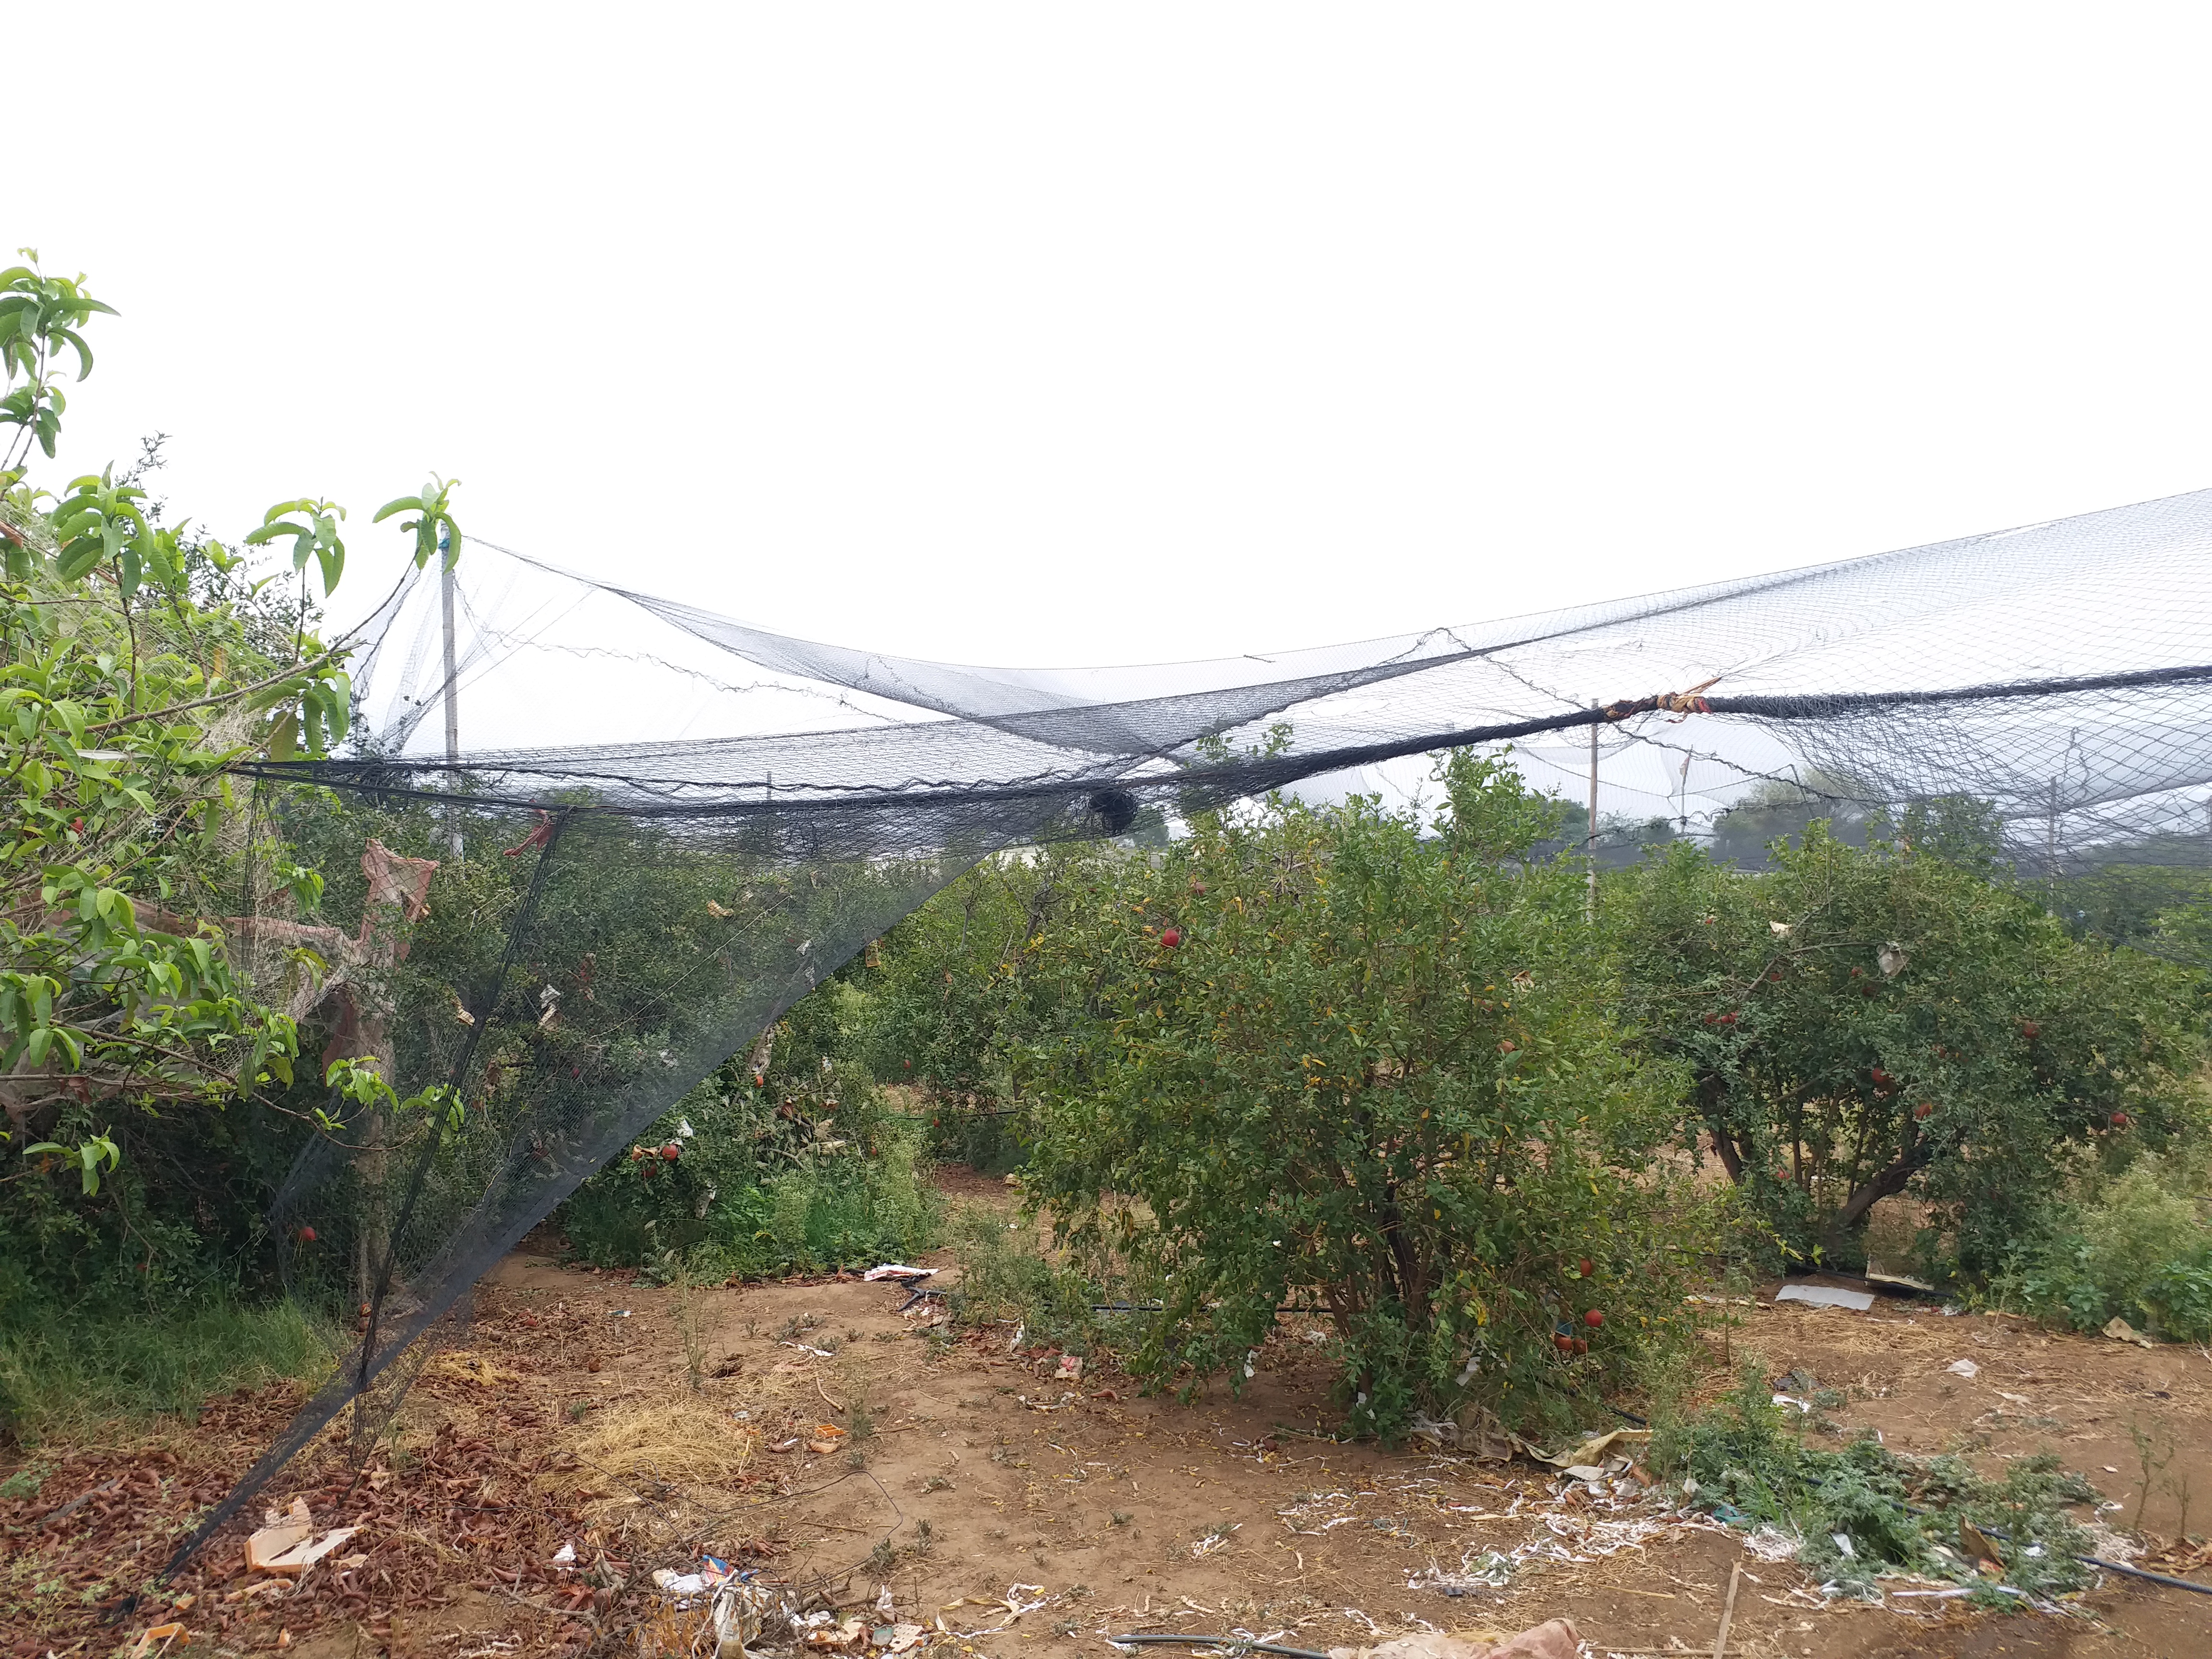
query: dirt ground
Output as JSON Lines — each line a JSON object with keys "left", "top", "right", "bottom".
{"left": 6, "top": 1175, "right": 2212, "bottom": 1658}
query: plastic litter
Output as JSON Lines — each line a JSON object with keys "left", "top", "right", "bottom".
{"left": 244, "top": 1500, "right": 313, "bottom": 1573}
{"left": 244, "top": 1499, "right": 358, "bottom": 1577}
{"left": 1945, "top": 1358, "right": 1980, "bottom": 1379}
{"left": 1321, "top": 1620, "right": 1582, "bottom": 1659}
{"left": 1863, "top": 1267, "right": 1936, "bottom": 1296}
{"left": 2103, "top": 1315, "right": 2156, "bottom": 1348}
{"left": 863, "top": 1263, "right": 935, "bottom": 1281}
{"left": 1775, "top": 1283, "right": 1873, "bottom": 1311}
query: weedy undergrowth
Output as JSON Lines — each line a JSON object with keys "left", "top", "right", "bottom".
{"left": 0, "top": 1295, "right": 339, "bottom": 1443}
{"left": 1656, "top": 1364, "right": 2098, "bottom": 1599}
{"left": 664, "top": 1250, "right": 710, "bottom": 1393}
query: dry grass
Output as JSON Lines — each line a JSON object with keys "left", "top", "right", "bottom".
{"left": 420, "top": 1349, "right": 528, "bottom": 1389}
{"left": 552, "top": 1396, "right": 760, "bottom": 1522}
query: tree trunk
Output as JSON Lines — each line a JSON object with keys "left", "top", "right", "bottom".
{"left": 1696, "top": 1073, "right": 1743, "bottom": 1183}
{"left": 1822, "top": 1135, "right": 1931, "bottom": 1257}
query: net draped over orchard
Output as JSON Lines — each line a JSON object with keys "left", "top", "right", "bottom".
{"left": 187, "top": 485, "right": 2212, "bottom": 1560}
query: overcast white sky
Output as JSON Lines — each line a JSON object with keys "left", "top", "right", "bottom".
{"left": 21, "top": 6, "right": 2212, "bottom": 669}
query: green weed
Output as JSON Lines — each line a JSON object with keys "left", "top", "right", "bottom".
{"left": 944, "top": 1203, "right": 1107, "bottom": 1354}
{"left": 1657, "top": 1363, "right": 2096, "bottom": 1598}
{"left": 1992, "top": 1150, "right": 2212, "bottom": 1341}
{"left": 0, "top": 1296, "right": 338, "bottom": 1445}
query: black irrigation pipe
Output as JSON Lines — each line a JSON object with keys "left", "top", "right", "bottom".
{"left": 2078, "top": 1557, "right": 2212, "bottom": 1597}
{"left": 1107, "top": 1635, "right": 1329, "bottom": 1659}
{"left": 1533, "top": 1375, "right": 1648, "bottom": 1428}
{"left": 1086, "top": 1302, "right": 1334, "bottom": 1314}
{"left": 1951, "top": 1514, "right": 2212, "bottom": 1601}
{"left": 886, "top": 1107, "right": 1027, "bottom": 1120}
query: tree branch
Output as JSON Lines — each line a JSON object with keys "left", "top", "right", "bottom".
{"left": 84, "top": 641, "right": 351, "bottom": 735}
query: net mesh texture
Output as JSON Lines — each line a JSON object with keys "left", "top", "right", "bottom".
{"left": 171, "top": 482, "right": 2212, "bottom": 1571}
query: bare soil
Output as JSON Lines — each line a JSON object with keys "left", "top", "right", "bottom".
{"left": 6, "top": 1178, "right": 2211, "bottom": 1658}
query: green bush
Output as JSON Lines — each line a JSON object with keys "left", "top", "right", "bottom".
{"left": 1621, "top": 820, "right": 2207, "bottom": 1277}
{"left": 1994, "top": 1151, "right": 2212, "bottom": 1341}
{"left": 912, "top": 1100, "right": 1028, "bottom": 1176}
{"left": 858, "top": 843, "right": 1171, "bottom": 1174}
{"left": 943, "top": 1203, "right": 1106, "bottom": 1354}
{"left": 1012, "top": 753, "right": 1720, "bottom": 1440}
{"left": 555, "top": 1054, "right": 941, "bottom": 1280}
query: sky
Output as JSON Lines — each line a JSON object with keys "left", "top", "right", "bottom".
{"left": 21, "top": 6, "right": 2212, "bottom": 674}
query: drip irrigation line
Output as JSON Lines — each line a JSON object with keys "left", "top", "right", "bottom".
{"left": 886, "top": 1106, "right": 1026, "bottom": 1120}
{"left": 1934, "top": 1511, "right": 2212, "bottom": 1601}
{"left": 1085, "top": 1302, "right": 1334, "bottom": 1314}
{"left": 1107, "top": 1635, "right": 1329, "bottom": 1659}
{"left": 2078, "top": 1556, "right": 2212, "bottom": 1597}
{"left": 1531, "top": 1376, "right": 1648, "bottom": 1427}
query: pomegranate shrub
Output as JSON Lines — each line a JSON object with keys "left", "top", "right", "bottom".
{"left": 1010, "top": 753, "right": 1719, "bottom": 1440}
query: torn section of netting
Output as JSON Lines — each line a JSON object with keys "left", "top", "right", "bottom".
{"left": 163, "top": 483, "right": 2212, "bottom": 1578}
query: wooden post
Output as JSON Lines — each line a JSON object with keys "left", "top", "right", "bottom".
{"left": 441, "top": 555, "right": 462, "bottom": 858}
{"left": 1587, "top": 702, "right": 1600, "bottom": 921}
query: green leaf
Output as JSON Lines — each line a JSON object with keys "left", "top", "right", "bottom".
{"left": 55, "top": 538, "right": 103, "bottom": 581}
{"left": 372, "top": 495, "right": 426, "bottom": 524}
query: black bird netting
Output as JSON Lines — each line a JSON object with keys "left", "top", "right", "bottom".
{"left": 174, "top": 482, "right": 2212, "bottom": 1569}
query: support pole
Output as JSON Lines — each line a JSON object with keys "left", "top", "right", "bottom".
{"left": 2046, "top": 777, "right": 2059, "bottom": 883}
{"left": 1587, "top": 702, "right": 1599, "bottom": 921}
{"left": 441, "top": 557, "right": 462, "bottom": 858}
